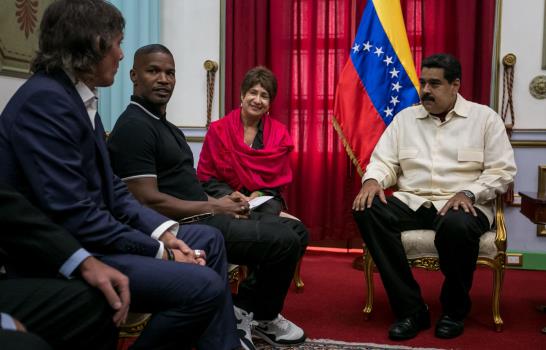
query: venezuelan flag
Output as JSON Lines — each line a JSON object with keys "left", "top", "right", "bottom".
{"left": 333, "top": 0, "right": 419, "bottom": 176}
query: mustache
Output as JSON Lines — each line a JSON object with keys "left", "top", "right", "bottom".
{"left": 421, "top": 94, "right": 435, "bottom": 102}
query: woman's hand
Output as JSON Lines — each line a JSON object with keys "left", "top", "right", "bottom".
{"left": 229, "top": 191, "right": 250, "bottom": 202}
{"left": 249, "top": 191, "right": 263, "bottom": 200}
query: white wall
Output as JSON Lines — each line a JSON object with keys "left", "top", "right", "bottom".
{"left": 0, "top": 76, "right": 25, "bottom": 111}
{"left": 161, "top": 0, "right": 221, "bottom": 129}
{"left": 499, "top": 0, "right": 546, "bottom": 129}
{"left": 499, "top": 0, "right": 546, "bottom": 253}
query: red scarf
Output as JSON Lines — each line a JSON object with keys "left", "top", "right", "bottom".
{"left": 197, "top": 108, "right": 294, "bottom": 192}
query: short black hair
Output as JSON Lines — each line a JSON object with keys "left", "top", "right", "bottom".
{"left": 31, "top": 0, "right": 124, "bottom": 75}
{"left": 241, "top": 66, "right": 278, "bottom": 102}
{"left": 133, "top": 44, "right": 173, "bottom": 66}
{"left": 421, "top": 53, "right": 462, "bottom": 83}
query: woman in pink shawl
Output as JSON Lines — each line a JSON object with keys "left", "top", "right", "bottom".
{"left": 197, "top": 66, "right": 293, "bottom": 215}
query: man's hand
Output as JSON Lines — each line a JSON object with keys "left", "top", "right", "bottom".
{"left": 212, "top": 196, "right": 250, "bottom": 219}
{"left": 352, "top": 179, "right": 386, "bottom": 211}
{"left": 78, "top": 257, "right": 130, "bottom": 327}
{"left": 171, "top": 249, "right": 206, "bottom": 266}
{"left": 13, "top": 318, "right": 27, "bottom": 332}
{"left": 439, "top": 192, "right": 477, "bottom": 216}
{"left": 160, "top": 232, "right": 206, "bottom": 265}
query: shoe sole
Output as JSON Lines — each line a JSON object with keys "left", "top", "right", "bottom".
{"left": 388, "top": 324, "right": 431, "bottom": 341}
{"left": 435, "top": 329, "right": 464, "bottom": 339}
{"left": 252, "top": 328, "right": 306, "bottom": 347}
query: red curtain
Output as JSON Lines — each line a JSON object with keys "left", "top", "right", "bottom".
{"left": 225, "top": 0, "right": 496, "bottom": 244}
{"left": 422, "top": 0, "right": 496, "bottom": 105}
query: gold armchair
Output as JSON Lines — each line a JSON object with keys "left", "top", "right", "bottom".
{"left": 362, "top": 196, "right": 507, "bottom": 331}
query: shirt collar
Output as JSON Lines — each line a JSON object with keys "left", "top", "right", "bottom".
{"left": 64, "top": 69, "right": 98, "bottom": 128}
{"left": 415, "top": 93, "right": 469, "bottom": 120}
{"left": 130, "top": 95, "right": 166, "bottom": 121}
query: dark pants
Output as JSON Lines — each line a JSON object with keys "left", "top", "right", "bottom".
{"left": 100, "top": 224, "right": 238, "bottom": 350}
{"left": 0, "top": 329, "right": 53, "bottom": 350}
{"left": 353, "top": 196, "right": 490, "bottom": 320}
{"left": 0, "top": 278, "right": 117, "bottom": 350}
{"left": 203, "top": 212, "right": 308, "bottom": 320}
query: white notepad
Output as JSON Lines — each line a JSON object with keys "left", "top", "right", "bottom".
{"left": 249, "top": 196, "right": 274, "bottom": 210}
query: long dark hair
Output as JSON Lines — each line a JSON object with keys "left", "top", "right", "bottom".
{"left": 31, "top": 0, "right": 125, "bottom": 76}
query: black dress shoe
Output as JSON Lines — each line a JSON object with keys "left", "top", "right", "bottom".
{"left": 435, "top": 315, "right": 464, "bottom": 339}
{"left": 388, "top": 306, "right": 431, "bottom": 340}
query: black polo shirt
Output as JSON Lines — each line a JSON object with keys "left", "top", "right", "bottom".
{"left": 108, "top": 96, "right": 208, "bottom": 201}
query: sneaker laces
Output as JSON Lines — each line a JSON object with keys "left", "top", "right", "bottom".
{"left": 235, "top": 307, "right": 258, "bottom": 337}
{"left": 262, "top": 314, "right": 290, "bottom": 331}
{"left": 241, "top": 311, "right": 258, "bottom": 332}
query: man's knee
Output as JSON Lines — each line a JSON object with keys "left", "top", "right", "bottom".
{"left": 434, "top": 211, "right": 480, "bottom": 247}
{"left": 183, "top": 224, "right": 224, "bottom": 245}
{"left": 287, "top": 219, "right": 309, "bottom": 248}
{"left": 187, "top": 268, "right": 225, "bottom": 307}
{"left": 353, "top": 197, "right": 387, "bottom": 222}
{"left": 258, "top": 223, "right": 302, "bottom": 262}
{"left": 66, "top": 282, "right": 115, "bottom": 324}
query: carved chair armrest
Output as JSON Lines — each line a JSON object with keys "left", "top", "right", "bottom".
{"left": 494, "top": 194, "right": 507, "bottom": 252}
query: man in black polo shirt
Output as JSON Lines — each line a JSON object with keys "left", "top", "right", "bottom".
{"left": 108, "top": 44, "right": 308, "bottom": 350}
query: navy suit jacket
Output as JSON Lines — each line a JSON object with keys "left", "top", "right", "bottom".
{"left": 0, "top": 183, "right": 81, "bottom": 275}
{"left": 0, "top": 70, "right": 168, "bottom": 257}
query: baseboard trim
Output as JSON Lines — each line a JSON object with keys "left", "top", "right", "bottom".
{"left": 506, "top": 250, "right": 546, "bottom": 270}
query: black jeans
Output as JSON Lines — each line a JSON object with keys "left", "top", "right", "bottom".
{"left": 353, "top": 196, "right": 490, "bottom": 320}
{"left": 203, "top": 212, "right": 308, "bottom": 320}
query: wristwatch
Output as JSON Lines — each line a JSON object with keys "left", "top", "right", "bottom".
{"left": 460, "top": 190, "right": 476, "bottom": 204}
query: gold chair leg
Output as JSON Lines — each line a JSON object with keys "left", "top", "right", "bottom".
{"left": 492, "top": 264, "right": 505, "bottom": 332}
{"left": 362, "top": 250, "right": 374, "bottom": 319}
{"left": 293, "top": 257, "right": 304, "bottom": 292}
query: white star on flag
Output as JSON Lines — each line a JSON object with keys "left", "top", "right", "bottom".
{"left": 390, "top": 95, "right": 400, "bottom": 106}
{"left": 383, "top": 56, "right": 393, "bottom": 66}
{"left": 362, "top": 41, "right": 372, "bottom": 51}
{"left": 352, "top": 43, "right": 360, "bottom": 53}
{"left": 389, "top": 67, "right": 399, "bottom": 78}
{"left": 384, "top": 106, "right": 394, "bottom": 117}
{"left": 374, "top": 47, "right": 384, "bottom": 57}
{"left": 392, "top": 81, "right": 402, "bottom": 92}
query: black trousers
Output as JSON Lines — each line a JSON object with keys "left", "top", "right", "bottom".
{"left": 0, "top": 278, "right": 117, "bottom": 350}
{"left": 353, "top": 196, "right": 490, "bottom": 320}
{"left": 203, "top": 212, "right": 308, "bottom": 320}
{"left": 0, "top": 330, "right": 52, "bottom": 350}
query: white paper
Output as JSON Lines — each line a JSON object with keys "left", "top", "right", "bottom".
{"left": 249, "top": 196, "right": 274, "bottom": 210}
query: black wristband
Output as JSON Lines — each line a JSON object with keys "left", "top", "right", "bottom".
{"left": 166, "top": 248, "right": 175, "bottom": 261}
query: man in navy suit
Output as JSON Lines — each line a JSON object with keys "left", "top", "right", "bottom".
{"left": 0, "top": 1, "right": 239, "bottom": 349}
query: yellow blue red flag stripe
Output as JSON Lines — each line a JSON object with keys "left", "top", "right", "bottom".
{"left": 333, "top": 0, "right": 419, "bottom": 176}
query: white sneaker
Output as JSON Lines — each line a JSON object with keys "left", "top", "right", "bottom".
{"left": 234, "top": 306, "right": 257, "bottom": 350}
{"left": 253, "top": 314, "right": 306, "bottom": 346}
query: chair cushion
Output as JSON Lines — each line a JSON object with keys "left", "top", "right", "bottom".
{"left": 401, "top": 229, "right": 498, "bottom": 260}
